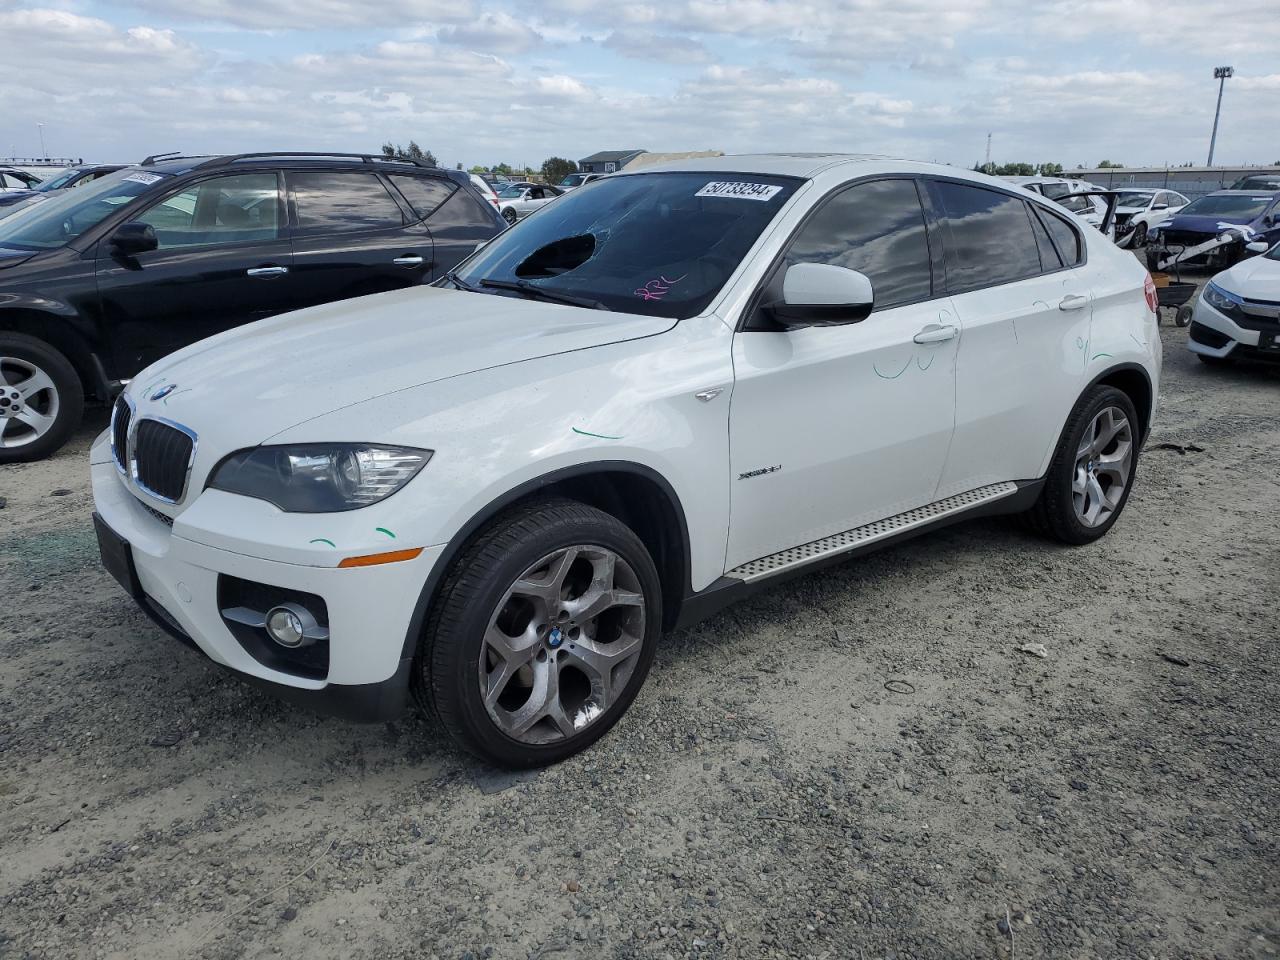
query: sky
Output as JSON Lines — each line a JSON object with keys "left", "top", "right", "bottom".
{"left": 2, "top": 0, "right": 1278, "bottom": 172}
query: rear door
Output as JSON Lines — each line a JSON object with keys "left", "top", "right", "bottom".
{"left": 285, "top": 169, "right": 432, "bottom": 310}
{"left": 927, "top": 179, "right": 1093, "bottom": 497}
{"left": 95, "top": 170, "right": 295, "bottom": 371}
{"left": 389, "top": 174, "right": 500, "bottom": 278}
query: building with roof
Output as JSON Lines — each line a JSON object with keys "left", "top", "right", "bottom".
{"left": 578, "top": 150, "right": 647, "bottom": 174}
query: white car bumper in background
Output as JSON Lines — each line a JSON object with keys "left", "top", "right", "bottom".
{"left": 1187, "top": 298, "right": 1261, "bottom": 359}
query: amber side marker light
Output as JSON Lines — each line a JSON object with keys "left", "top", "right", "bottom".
{"left": 338, "top": 547, "right": 424, "bottom": 568}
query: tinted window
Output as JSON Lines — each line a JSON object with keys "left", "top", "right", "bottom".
{"left": 784, "top": 178, "right": 932, "bottom": 309}
{"left": 455, "top": 172, "right": 799, "bottom": 319}
{"left": 0, "top": 169, "right": 166, "bottom": 251}
{"left": 932, "top": 181, "right": 1044, "bottom": 291}
{"left": 426, "top": 186, "right": 499, "bottom": 238}
{"left": 1036, "top": 205, "right": 1082, "bottom": 265}
{"left": 1028, "top": 203, "right": 1063, "bottom": 270}
{"left": 1179, "top": 193, "right": 1274, "bottom": 218}
{"left": 291, "top": 172, "right": 403, "bottom": 235}
{"left": 137, "top": 173, "right": 280, "bottom": 249}
{"left": 390, "top": 175, "right": 456, "bottom": 219}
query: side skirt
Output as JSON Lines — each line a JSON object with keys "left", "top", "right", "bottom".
{"left": 673, "top": 478, "right": 1044, "bottom": 631}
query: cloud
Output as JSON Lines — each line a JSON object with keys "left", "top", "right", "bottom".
{"left": 602, "top": 31, "right": 711, "bottom": 64}
{"left": 121, "top": 0, "right": 473, "bottom": 30}
{"left": 438, "top": 11, "right": 544, "bottom": 55}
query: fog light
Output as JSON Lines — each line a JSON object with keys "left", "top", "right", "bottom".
{"left": 265, "top": 603, "right": 317, "bottom": 648}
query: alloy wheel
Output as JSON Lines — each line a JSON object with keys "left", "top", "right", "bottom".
{"left": 478, "top": 545, "right": 645, "bottom": 744}
{"left": 0, "top": 357, "right": 60, "bottom": 449}
{"left": 1072, "top": 405, "right": 1133, "bottom": 527}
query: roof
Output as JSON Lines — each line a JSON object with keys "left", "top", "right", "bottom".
{"left": 613, "top": 152, "right": 896, "bottom": 179}
{"left": 1205, "top": 189, "right": 1280, "bottom": 196}
{"left": 579, "top": 150, "right": 646, "bottom": 164}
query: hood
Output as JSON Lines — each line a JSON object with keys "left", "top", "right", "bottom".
{"left": 1162, "top": 212, "right": 1259, "bottom": 233}
{"left": 126, "top": 284, "right": 676, "bottom": 452}
{"left": 1217, "top": 254, "right": 1280, "bottom": 300}
{"left": 0, "top": 245, "right": 35, "bottom": 267}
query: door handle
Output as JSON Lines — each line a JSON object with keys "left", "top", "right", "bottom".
{"left": 913, "top": 323, "right": 958, "bottom": 344}
{"left": 392, "top": 255, "right": 425, "bottom": 267}
{"left": 247, "top": 266, "right": 288, "bottom": 278}
{"left": 1059, "top": 294, "right": 1089, "bottom": 311}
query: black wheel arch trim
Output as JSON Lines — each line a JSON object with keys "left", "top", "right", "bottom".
{"left": 398, "top": 460, "right": 694, "bottom": 662}
{"left": 1085, "top": 361, "right": 1154, "bottom": 442}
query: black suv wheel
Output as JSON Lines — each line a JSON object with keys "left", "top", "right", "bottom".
{"left": 0, "top": 333, "right": 83, "bottom": 463}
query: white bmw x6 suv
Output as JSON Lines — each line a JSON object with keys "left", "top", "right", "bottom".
{"left": 92, "top": 155, "right": 1161, "bottom": 767}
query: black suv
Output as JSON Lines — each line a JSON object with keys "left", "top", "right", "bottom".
{"left": 0, "top": 152, "right": 506, "bottom": 461}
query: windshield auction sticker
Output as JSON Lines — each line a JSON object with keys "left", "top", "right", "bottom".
{"left": 695, "top": 181, "right": 783, "bottom": 202}
{"left": 122, "top": 172, "right": 163, "bottom": 186}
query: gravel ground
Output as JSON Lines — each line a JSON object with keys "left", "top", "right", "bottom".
{"left": 2, "top": 273, "right": 1278, "bottom": 960}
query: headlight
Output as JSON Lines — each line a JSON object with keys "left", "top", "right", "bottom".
{"left": 1202, "top": 282, "right": 1241, "bottom": 314}
{"left": 208, "top": 444, "right": 432, "bottom": 512}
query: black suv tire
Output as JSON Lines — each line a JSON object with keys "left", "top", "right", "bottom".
{"left": 0, "top": 333, "right": 84, "bottom": 464}
{"left": 414, "top": 497, "right": 661, "bottom": 768}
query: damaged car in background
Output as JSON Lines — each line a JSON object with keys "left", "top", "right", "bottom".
{"left": 1147, "top": 189, "right": 1280, "bottom": 271}
{"left": 1111, "top": 189, "right": 1190, "bottom": 248}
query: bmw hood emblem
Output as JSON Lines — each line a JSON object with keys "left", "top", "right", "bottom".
{"left": 151, "top": 383, "right": 178, "bottom": 402}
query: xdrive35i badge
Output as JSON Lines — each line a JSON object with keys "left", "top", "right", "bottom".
{"left": 739, "top": 465, "right": 782, "bottom": 480}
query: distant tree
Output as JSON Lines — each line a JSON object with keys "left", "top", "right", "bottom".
{"left": 492, "top": 162, "right": 514, "bottom": 176}
{"left": 541, "top": 157, "right": 578, "bottom": 183}
{"left": 1037, "top": 162, "right": 1063, "bottom": 175}
{"left": 380, "top": 141, "right": 437, "bottom": 166}
{"left": 1097, "top": 159, "right": 1124, "bottom": 168}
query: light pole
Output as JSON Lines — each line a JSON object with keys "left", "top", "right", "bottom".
{"left": 36, "top": 122, "right": 47, "bottom": 160}
{"left": 1207, "top": 66, "right": 1233, "bottom": 166}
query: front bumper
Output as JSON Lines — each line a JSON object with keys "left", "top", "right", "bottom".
{"left": 1187, "top": 298, "right": 1280, "bottom": 362}
{"left": 91, "top": 439, "right": 439, "bottom": 721}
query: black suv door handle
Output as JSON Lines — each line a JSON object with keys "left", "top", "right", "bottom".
{"left": 247, "top": 265, "right": 288, "bottom": 278}
{"left": 392, "top": 255, "right": 425, "bottom": 267}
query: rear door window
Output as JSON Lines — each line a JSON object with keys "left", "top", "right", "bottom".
{"left": 930, "top": 181, "right": 1046, "bottom": 291}
{"left": 289, "top": 171, "right": 404, "bottom": 235}
{"left": 783, "top": 177, "right": 933, "bottom": 309}
{"left": 1034, "top": 204, "right": 1083, "bottom": 266}
{"left": 389, "top": 175, "right": 457, "bottom": 219}
{"left": 136, "top": 173, "right": 281, "bottom": 249}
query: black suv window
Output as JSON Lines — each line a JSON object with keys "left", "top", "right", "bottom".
{"left": 784, "top": 178, "right": 932, "bottom": 309}
{"left": 136, "top": 173, "right": 281, "bottom": 249}
{"left": 290, "top": 172, "right": 404, "bottom": 235}
{"left": 424, "top": 186, "right": 498, "bottom": 237}
{"left": 930, "top": 181, "right": 1044, "bottom": 291}
{"left": 389, "top": 175, "right": 456, "bottom": 219}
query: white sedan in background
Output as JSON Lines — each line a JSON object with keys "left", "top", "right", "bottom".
{"left": 1113, "top": 189, "right": 1189, "bottom": 248}
{"left": 496, "top": 183, "right": 563, "bottom": 224}
{"left": 1187, "top": 239, "right": 1280, "bottom": 366}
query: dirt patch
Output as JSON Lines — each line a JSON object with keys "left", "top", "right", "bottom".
{"left": 2, "top": 282, "right": 1278, "bottom": 959}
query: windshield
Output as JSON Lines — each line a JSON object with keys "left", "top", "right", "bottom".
{"left": 1038, "top": 182, "right": 1071, "bottom": 200}
{"left": 1231, "top": 177, "right": 1280, "bottom": 190}
{"left": 34, "top": 170, "right": 81, "bottom": 192}
{"left": 497, "top": 186, "right": 526, "bottom": 198}
{"left": 0, "top": 169, "right": 167, "bottom": 251}
{"left": 560, "top": 175, "right": 587, "bottom": 187}
{"left": 1179, "top": 194, "right": 1274, "bottom": 219}
{"left": 1266, "top": 243, "right": 1280, "bottom": 262}
{"left": 1115, "top": 191, "right": 1154, "bottom": 208}
{"left": 452, "top": 171, "right": 800, "bottom": 319}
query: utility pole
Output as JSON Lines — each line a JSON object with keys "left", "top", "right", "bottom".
{"left": 1207, "top": 66, "right": 1233, "bottom": 166}
{"left": 36, "top": 122, "right": 47, "bottom": 160}
{"left": 985, "top": 133, "right": 992, "bottom": 173}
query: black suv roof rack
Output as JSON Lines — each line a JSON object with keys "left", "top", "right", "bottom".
{"left": 140, "top": 151, "right": 184, "bottom": 165}
{"left": 195, "top": 152, "right": 440, "bottom": 170}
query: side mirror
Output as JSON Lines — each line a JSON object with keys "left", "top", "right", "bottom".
{"left": 1152, "top": 203, "right": 1168, "bottom": 210}
{"left": 110, "top": 221, "right": 157, "bottom": 255}
{"left": 768, "top": 263, "right": 874, "bottom": 327}
{"left": 1246, "top": 240, "right": 1270, "bottom": 253}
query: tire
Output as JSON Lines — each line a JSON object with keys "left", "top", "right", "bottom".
{"left": 1022, "top": 385, "right": 1141, "bottom": 545}
{"left": 501, "top": 208, "right": 518, "bottom": 225}
{"left": 1174, "top": 304, "right": 1193, "bottom": 327}
{"left": 1197, "top": 354, "right": 1234, "bottom": 367}
{"left": 414, "top": 497, "right": 662, "bottom": 768}
{"left": 0, "top": 333, "right": 84, "bottom": 464}
{"left": 1132, "top": 222, "right": 1148, "bottom": 248}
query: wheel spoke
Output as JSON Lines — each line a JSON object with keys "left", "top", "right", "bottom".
{"left": 14, "top": 407, "right": 55, "bottom": 438}
{"left": 568, "top": 585, "right": 643, "bottom": 624}
{"left": 1072, "top": 465, "right": 1088, "bottom": 495}
{"left": 507, "top": 661, "right": 558, "bottom": 736}
{"left": 14, "top": 368, "right": 54, "bottom": 401}
{"left": 563, "top": 633, "right": 643, "bottom": 703}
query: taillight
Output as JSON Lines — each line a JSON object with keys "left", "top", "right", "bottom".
{"left": 1143, "top": 273, "right": 1158, "bottom": 314}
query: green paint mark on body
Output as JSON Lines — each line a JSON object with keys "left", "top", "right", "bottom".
{"left": 1091, "top": 353, "right": 1113, "bottom": 361}
{"left": 375, "top": 527, "right": 396, "bottom": 539}
{"left": 309, "top": 538, "right": 337, "bottom": 548}
{"left": 572, "top": 427, "right": 623, "bottom": 441}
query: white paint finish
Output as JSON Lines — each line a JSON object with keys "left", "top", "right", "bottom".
{"left": 725, "top": 298, "right": 960, "bottom": 569}
{"left": 781, "top": 262, "right": 873, "bottom": 307}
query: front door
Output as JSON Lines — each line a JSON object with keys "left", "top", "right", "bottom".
{"left": 285, "top": 170, "right": 433, "bottom": 310}
{"left": 95, "top": 171, "right": 295, "bottom": 374}
{"left": 726, "top": 177, "right": 958, "bottom": 570}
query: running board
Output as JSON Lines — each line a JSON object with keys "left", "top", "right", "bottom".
{"left": 725, "top": 482, "right": 1019, "bottom": 583}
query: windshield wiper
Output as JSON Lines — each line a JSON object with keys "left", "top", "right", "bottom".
{"left": 479, "top": 278, "right": 610, "bottom": 311}
{"left": 445, "top": 271, "right": 480, "bottom": 293}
